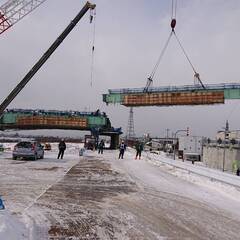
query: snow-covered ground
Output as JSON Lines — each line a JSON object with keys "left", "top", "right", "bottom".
{"left": 0, "top": 142, "right": 83, "bottom": 239}
{"left": 142, "top": 150, "right": 240, "bottom": 188}
{"left": 0, "top": 143, "right": 240, "bottom": 239}
{"left": 0, "top": 210, "right": 27, "bottom": 240}
{"left": 120, "top": 148, "right": 240, "bottom": 211}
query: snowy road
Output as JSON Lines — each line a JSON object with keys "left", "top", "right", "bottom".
{"left": 1, "top": 144, "right": 240, "bottom": 239}
{"left": 110, "top": 150, "right": 240, "bottom": 240}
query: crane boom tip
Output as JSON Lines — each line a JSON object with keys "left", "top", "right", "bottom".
{"left": 86, "top": 2, "right": 96, "bottom": 9}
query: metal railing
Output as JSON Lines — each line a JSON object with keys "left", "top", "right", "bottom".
{"left": 3, "top": 109, "right": 107, "bottom": 117}
{"left": 109, "top": 83, "right": 240, "bottom": 94}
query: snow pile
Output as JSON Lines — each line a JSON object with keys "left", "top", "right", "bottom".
{"left": 127, "top": 149, "right": 240, "bottom": 200}
{"left": 0, "top": 210, "right": 27, "bottom": 240}
{"left": 143, "top": 151, "right": 240, "bottom": 185}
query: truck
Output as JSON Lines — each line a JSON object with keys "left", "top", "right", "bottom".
{"left": 84, "top": 135, "right": 96, "bottom": 150}
{"left": 144, "top": 140, "right": 163, "bottom": 153}
{"left": 178, "top": 136, "right": 203, "bottom": 162}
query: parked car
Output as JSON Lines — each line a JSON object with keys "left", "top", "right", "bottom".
{"left": 12, "top": 141, "right": 44, "bottom": 160}
{"left": 144, "top": 142, "right": 152, "bottom": 151}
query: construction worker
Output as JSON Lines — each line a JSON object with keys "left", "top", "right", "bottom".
{"left": 57, "top": 139, "right": 66, "bottom": 159}
{"left": 98, "top": 139, "right": 105, "bottom": 154}
{"left": 135, "top": 141, "right": 143, "bottom": 160}
{"left": 237, "top": 168, "right": 240, "bottom": 176}
{"left": 119, "top": 141, "right": 126, "bottom": 159}
{"left": 0, "top": 197, "right": 4, "bottom": 210}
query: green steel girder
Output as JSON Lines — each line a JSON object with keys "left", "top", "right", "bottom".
{"left": 224, "top": 89, "right": 240, "bottom": 99}
{"left": 0, "top": 110, "right": 110, "bottom": 130}
{"left": 103, "top": 88, "right": 240, "bottom": 105}
{"left": 103, "top": 93, "right": 123, "bottom": 105}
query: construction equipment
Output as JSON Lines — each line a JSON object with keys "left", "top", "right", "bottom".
{"left": 178, "top": 136, "right": 203, "bottom": 162}
{"left": 84, "top": 135, "right": 96, "bottom": 150}
{"left": 0, "top": 0, "right": 47, "bottom": 35}
{"left": 0, "top": 1, "right": 96, "bottom": 118}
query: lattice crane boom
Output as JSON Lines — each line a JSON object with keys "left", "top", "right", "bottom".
{"left": 0, "top": 1, "right": 96, "bottom": 118}
{"left": 0, "top": 0, "right": 47, "bottom": 35}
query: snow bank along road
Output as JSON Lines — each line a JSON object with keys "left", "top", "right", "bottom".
{"left": 0, "top": 144, "right": 240, "bottom": 239}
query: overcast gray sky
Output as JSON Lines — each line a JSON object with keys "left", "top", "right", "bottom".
{"left": 1, "top": 0, "right": 240, "bottom": 138}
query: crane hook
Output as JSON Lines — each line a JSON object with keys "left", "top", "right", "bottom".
{"left": 171, "top": 18, "right": 176, "bottom": 31}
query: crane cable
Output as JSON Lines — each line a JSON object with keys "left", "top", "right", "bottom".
{"left": 172, "top": 0, "right": 177, "bottom": 20}
{"left": 147, "top": 0, "right": 205, "bottom": 90}
{"left": 149, "top": 31, "right": 173, "bottom": 82}
{"left": 171, "top": 0, "right": 205, "bottom": 89}
{"left": 90, "top": 8, "right": 96, "bottom": 87}
{"left": 147, "top": 0, "right": 177, "bottom": 89}
{"left": 172, "top": 31, "right": 205, "bottom": 89}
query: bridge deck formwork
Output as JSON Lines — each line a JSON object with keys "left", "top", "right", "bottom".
{"left": 103, "top": 83, "right": 240, "bottom": 107}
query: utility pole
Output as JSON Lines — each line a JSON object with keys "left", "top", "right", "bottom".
{"left": 166, "top": 128, "right": 170, "bottom": 138}
{"left": 223, "top": 120, "right": 229, "bottom": 172}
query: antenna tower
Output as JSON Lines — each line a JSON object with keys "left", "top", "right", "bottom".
{"left": 126, "top": 107, "right": 135, "bottom": 140}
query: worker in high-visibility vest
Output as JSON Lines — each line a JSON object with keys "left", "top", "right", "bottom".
{"left": 119, "top": 141, "right": 126, "bottom": 159}
{"left": 0, "top": 197, "right": 5, "bottom": 210}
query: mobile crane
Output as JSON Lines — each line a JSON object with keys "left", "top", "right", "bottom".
{"left": 0, "top": 0, "right": 48, "bottom": 35}
{"left": 0, "top": 1, "right": 96, "bottom": 118}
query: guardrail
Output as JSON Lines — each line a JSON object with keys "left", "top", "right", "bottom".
{"left": 109, "top": 83, "right": 240, "bottom": 94}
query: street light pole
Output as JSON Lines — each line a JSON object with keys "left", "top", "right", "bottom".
{"left": 223, "top": 140, "right": 226, "bottom": 172}
{"left": 222, "top": 120, "right": 229, "bottom": 172}
{"left": 166, "top": 128, "right": 170, "bottom": 138}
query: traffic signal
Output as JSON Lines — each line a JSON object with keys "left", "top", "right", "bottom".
{"left": 186, "top": 127, "right": 189, "bottom": 136}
